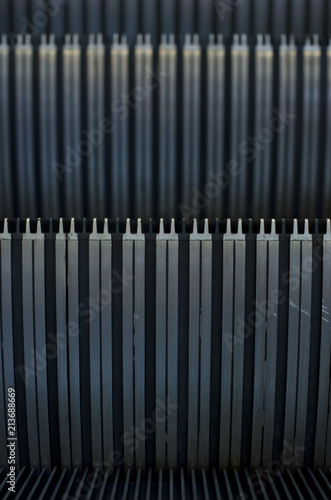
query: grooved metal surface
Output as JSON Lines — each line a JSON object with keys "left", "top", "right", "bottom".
{"left": 0, "top": 466, "right": 330, "bottom": 499}
{"left": 0, "top": 218, "right": 331, "bottom": 473}
{"left": 0, "top": 35, "right": 330, "bottom": 219}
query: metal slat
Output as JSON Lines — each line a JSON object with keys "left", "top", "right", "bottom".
{"left": 283, "top": 221, "right": 303, "bottom": 460}
{"left": 299, "top": 36, "right": 321, "bottom": 218}
{"left": 275, "top": 35, "right": 297, "bottom": 219}
{"left": 87, "top": 34, "right": 106, "bottom": 218}
{"left": 294, "top": 221, "right": 312, "bottom": 467}
{"left": 187, "top": 221, "right": 202, "bottom": 469}
{"left": 252, "top": 34, "right": 273, "bottom": 218}
{"left": 39, "top": 34, "right": 59, "bottom": 217}
{"left": 22, "top": 221, "right": 40, "bottom": 470}
{"left": 219, "top": 221, "right": 235, "bottom": 469}
{"left": 134, "top": 34, "right": 153, "bottom": 219}
{"left": 56, "top": 221, "right": 71, "bottom": 469}
{"left": 33, "top": 222, "right": 51, "bottom": 470}
{"left": 158, "top": 34, "right": 177, "bottom": 219}
{"left": 15, "top": 35, "right": 36, "bottom": 217}
{"left": 230, "top": 220, "right": 245, "bottom": 467}
{"left": 206, "top": 35, "right": 225, "bottom": 219}
{"left": 133, "top": 221, "right": 146, "bottom": 469}
{"left": 251, "top": 221, "right": 268, "bottom": 467}
{"left": 0, "top": 37, "right": 12, "bottom": 216}
{"left": 322, "top": 41, "right": 331, "bottom": 216}
{"left": 228, "top": 34, "right": 249, "bottom": 218}
{"left": 89, "top": 220, "right": 103, "bottom": 466}
{"left": 198, "top": 221, "right": 212, "bottom": 469}
{"left": 63, "top": 34, "right": 82, "bottom": 217}
{"left": 67, "top": 219, "right": 82, "bottom": 469}
{"left": 101, "top": 222, "right": 114, "bottom": 467}
{"left": 167, "top": 221, "right": 179, "bottom": 468}
{"left": 263, "top": 221, "right": 279, "bottom": 466}
{"left": 110, "top": 35, "right": 130, "bottom": 218}
{"left": 182, "top": 34, "right": 201, "bottom": 212}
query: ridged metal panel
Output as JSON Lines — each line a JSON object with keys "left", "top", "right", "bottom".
{"left": 0, "top": 466, "right": 330, "bottom": 499}
{"left": 0, "top": 218, "right": 331, "bottom": 473}
{"left": 0, "top": 35, "right": 330, "bottom": 220}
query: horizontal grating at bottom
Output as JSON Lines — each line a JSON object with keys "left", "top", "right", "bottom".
{"left": 0, "top": 467, "right": 331, "bottom": 500}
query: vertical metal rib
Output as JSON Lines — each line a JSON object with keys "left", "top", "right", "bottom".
{"left": 89, "top": 222, "right": 103, "bottom": 467}
{"left": 134, "top": 34, "right": 153, "bottom": 218}
{"left": 110, "top": 468, "right": 120, "bottom": 500}
{"left": 111, "top": 35, "right": 130, "bottom": 218}
{"left": 191, "top": 468, "right": 198, "bottom": 500}
{"left": 87, "top": 34, "right": 106, "bottom": 218}
{"left": 314, "top": 220, "right": 331, "bottom": 467}
{"left": 187, "top": 220, "right": 202, "bottom": 469}
{"left": 56, "top": 220, "right": 71, "bottom": 469}
{"left": 133, "top": 468, "right": 141, "bottom": 500}
{"left": 39, "top": 34, "right": 59, "bottom": 218}
{"left": 122, "top": 220, "right": 135, "bottom": 469}
{"left": 263, "top": 220, "right": 279, "bottom": 466}
{"left": 251, "top": 220, "right": 268, "bottom": 468}
{"left": 158, "top": 468, "right": 163, "bottom": 500}
{"left": 229, "top": 34, "right": 249, "bottom": 218}
{"left": 182, "top": 34, "right": 201, "bottom": 211}
{"left": 275, "top": 35, "right": 297, "bottom": 219}
{"left": 198, "top": 221, "right": 212, "bottom": 469}
{"left": 219, "top": 220, "right": 235, "bottom": 469}
{"left": 0, "top": 222, "right": 17, "bottom": 468}
{"left": 167, "top": 220, "right": 179, "bottom": 468}
{"left": 206, "top": 35, "right": 225, "bottom": 219}
{"left": 22, "top": 221, "right": 40, "bottom": 470}
{"left": 294, "top": 220, "right": 312, "bottom": 467}
{"left": 133, "top": 220, "right": 145, "bottom": 469}
{"left": 122, "top": 468, "right": 131, "bottom": 500}
{"left": 299, "top": 36, "right": 321, "bottom": 218}
{"left": 34, "top": 221, "right": 51, "bottom": 470}
{"left": 284, "top": 220, "right": 310, "bottom": 465}
{"left": 0, "top": 36, "right": 12, "bottom": 217}
{"left": 123, "top": 219, "right": 145, "bottom": 468}
{"left": 101, "top": 221, "right": 114, "bottom": 467}
{"left": 63, "top": 34, "right": 82, "bottom": 217}
{"left": 253, "top": 34, "right": 273, "bottom": 218}
{"left": 252, "top": 220, "right": 279, "bottom": 467}
{"left": 15, "top": 35, "right": 36, "bottom": 217}
{"left": 230, "top": 220, "right": 245, "bottom": 468}
{"left": 322, "top": 40, "right": 331, "bottom": 217}
{"left": 67, "top": 219, "right": 82, "bottom": 469}
{"left": 158, "top": 34, "right": 177, "bottom": 219}
{"left": 156, "top": 220, "right": 167, "bottom": 468}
